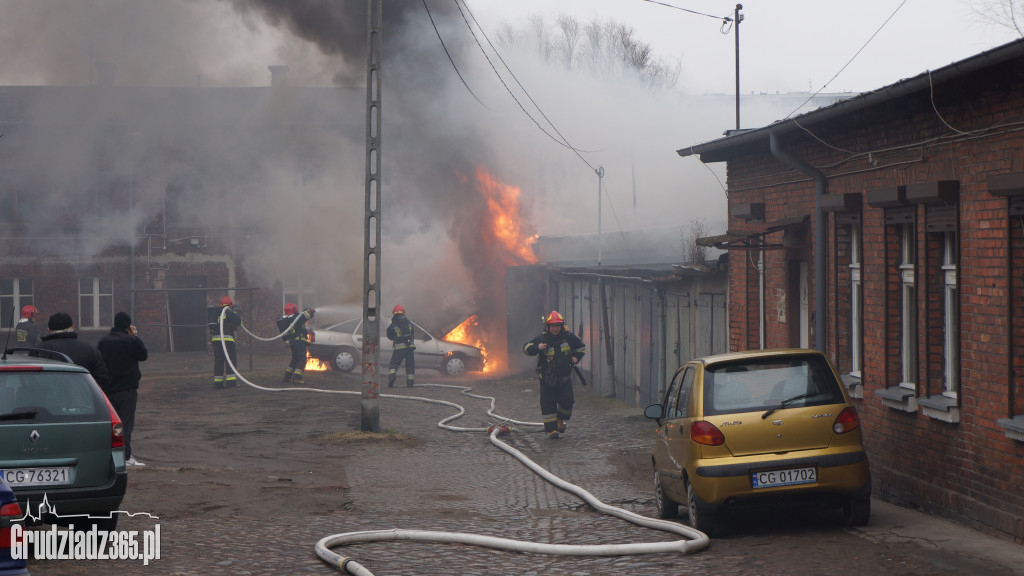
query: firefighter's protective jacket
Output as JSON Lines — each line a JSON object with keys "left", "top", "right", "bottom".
{"left": 208, "top": 305, "right": 242, "bottom": 341}
{"left": 523, "top": 329, "right": 586, "bottom": 380}
{"left": 386, "top": 314, "right": 416, "bottom": 350}
{"left": 279, "top": 309, "right": 315, "bottom": 343}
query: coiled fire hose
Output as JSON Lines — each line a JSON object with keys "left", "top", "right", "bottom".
{"left": 216, "top": 310, "right": 710, "bottom": 574}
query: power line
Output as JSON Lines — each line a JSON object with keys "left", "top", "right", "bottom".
{"left": 638, "top": 0, "right": 733, "bottom": 22}
{"left": 784, "top": 0, "right": 909, "bottom": 120}
{"left": 421, "top": 0, "right": 490, "bottom": 109}
{"left": 456, "top": 0, "right": 598, "bottom": 174}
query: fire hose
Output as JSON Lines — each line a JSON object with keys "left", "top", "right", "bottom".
{"left": 215, "top": 311, "right": 710, "bottom": 574}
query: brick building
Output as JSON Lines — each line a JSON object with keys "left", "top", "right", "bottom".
{"left": 0, "top": 66, "right": 361, "bottom": 354}
{"left": 679, "top": 39, "right": 1024, "bottom": 542}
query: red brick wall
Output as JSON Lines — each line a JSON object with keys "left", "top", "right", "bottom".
{"left": 719, "top": 68, "right": 1024, "bottom": 542}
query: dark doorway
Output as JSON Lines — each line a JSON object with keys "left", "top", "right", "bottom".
{"left": 167, "top": 276, "right": 208, "bottom": 352}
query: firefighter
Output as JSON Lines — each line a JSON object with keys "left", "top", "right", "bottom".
{"left": 279, "top": 303, "right": 315, "bottom": 384}
{"left": 523, "top": 310, "right": 586, "bottom": 439}
{"left": 208, "top": 295, "right": 242, "bottom": 389}
{"left": 386, "top": 304, "right": 416, "bottom": 387}
{"left": 15, "top": 304, "right": 40, "bottom": 346}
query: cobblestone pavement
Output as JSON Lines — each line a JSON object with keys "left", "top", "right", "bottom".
{"left": 19, "top": 350, "right": 1024, "bottom": 575}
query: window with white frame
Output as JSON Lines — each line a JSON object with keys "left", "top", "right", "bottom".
{"left": 283, "top": 279, "right": 317, "bottom": 315}
{"left": 849, "top": 225, "right": 862, "bottom": 377}
{"left": 942, "top": 232, "right": 959, "bottom": 396}
{"left": 899, "top": 225, "right": 917, "bottom": 388}
{"left": 79, "top": 277, "right": 113, "bottom": 329}
{"left": 1, "top": 278, "right": 34, "bottom": 328}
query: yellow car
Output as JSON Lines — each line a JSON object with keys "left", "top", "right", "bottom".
{"left": 644, "top": 348, "right": 870, "bottom": 536}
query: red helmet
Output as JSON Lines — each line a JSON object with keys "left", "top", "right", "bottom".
{"left": 284, "top": 303, "right": 298, "bottom": 315}
{"left": 220, "top": 296, "right": 233, "bottom": 307}
{"left": 20, "top": 305, "right": 38, "bottom": 319}
{"left": 393, "top": 304, "right": 405, "bottom": 315}
{"left": 545, "top": 311, "right": 565, "bottom": 325}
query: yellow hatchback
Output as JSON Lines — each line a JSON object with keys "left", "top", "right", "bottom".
{"left": 644, "top": 348, "right": 870, "bottom": 536}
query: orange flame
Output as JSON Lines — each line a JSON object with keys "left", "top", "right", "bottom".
{"left": 305, "top": 351, "right": 328, "bottom": 372}
{"left": 474, "top": 166, "right": 538, "bottom": 265}
{"left": 444, "top": 314, "right": 496, "bottom": 373}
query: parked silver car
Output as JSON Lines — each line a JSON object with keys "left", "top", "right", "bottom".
{"left": 308, "top": 317, "right": 485, "bottom": 377}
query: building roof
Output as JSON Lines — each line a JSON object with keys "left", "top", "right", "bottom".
{"left": 677, "top": 37, "right": 1024, "bottom": 164}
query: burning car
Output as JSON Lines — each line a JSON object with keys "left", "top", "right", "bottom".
{"left": 308, "top": 316, "right": 485, "bottom": 377}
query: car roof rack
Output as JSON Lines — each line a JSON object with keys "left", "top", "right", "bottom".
{"left": 3, "top": 347, "right": 76, "bottom": 365}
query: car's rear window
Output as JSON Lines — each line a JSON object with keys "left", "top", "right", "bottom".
{"left": 0, "top": 371, "right": 106, "bottom": 423}
{"left": 703, "top": 356, "right": 845, "bottom": 416}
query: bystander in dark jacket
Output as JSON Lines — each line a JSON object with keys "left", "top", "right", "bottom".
{"left": 38, "top": 312, "right": 110, "bottom": 389}
{"left": 98, "top": 312, "right": 149, "bottom": 466}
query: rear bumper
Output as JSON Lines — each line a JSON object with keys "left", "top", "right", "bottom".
{"left": 15, "top": 471, "right": 127, "bottom": 521}
{"left": 692, "top": 449, "right": 870, "bottom": 505}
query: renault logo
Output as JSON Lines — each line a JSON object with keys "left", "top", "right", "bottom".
{"left": 30, "top": 430, "right": 40, "bottom": 443}
{"left": 771, "top": 419, "right": 784, "bottom": 426}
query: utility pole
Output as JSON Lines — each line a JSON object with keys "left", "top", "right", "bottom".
{"left": 596, "top": 166, "right": 604, "bottom": 266}
{"left": 361, "top": 0, "right": 383, "bottom": 432}
{"left": 734, "top": 4, "right": 743, "bottom": 130}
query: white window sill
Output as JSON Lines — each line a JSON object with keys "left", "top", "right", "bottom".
{"left": 997, "top": 416, "right": 1024, "bottom": 442}
{"left": 841, "top": 374, "right": 862, "bottom": 399}
{"left": 875, "top": 385, "right": 917, "bottom": 412}
{"left": 918, "top": 395, "right": 960, "bottom": 424}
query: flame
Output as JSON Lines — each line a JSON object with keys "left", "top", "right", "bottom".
{"left": 305, "top": 351, "right": 328, "bottom": 372}
{"left": 444, "top": 314, "right": 496, "bottom": 373}
{"left": 474, "top": 166, "right": 538, "bottom": 265}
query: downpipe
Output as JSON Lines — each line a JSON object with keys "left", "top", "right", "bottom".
{"left": 218, "top": 314, "right": 710, "bottom": 574}
{"left": 769, "top": 130, "right": 827, "bottom": 351}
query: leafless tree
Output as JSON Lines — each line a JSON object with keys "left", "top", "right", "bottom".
{"left": 556, "top": 13, "right": 582, "bottom": 70}
{"left": 683, "top": 217, "right": 710, "bottom": 264}
{"left": 968, "top": 0, "right": 1024, "bottom": 36}
{"left": 495, "top": 22, "right": 520, "bottom": 50}
{"left": 518, "top": 14, "right": 680, "bottom": 91}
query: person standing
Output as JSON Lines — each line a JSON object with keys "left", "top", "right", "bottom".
{"left": 208, "top": 295, "right": 242, "bottom": 389}
{"left": 523, "top": 311, "right": 586, "bottom": 439}
{"left": 278, "top": 303, "right": 315, "bottom": 384}
{"left": 37, "top": 312, "right": 110, "bottom": 389}
{"left": 14, "top": 304, "right": 40, "bottom": 346}
{"left": 98, "top": 312, "right": 149, "bottom": 467}
{"left": 386, "top": 304, "right": 416, "bottom": 388}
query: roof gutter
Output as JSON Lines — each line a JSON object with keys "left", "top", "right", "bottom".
{"left": 678, "top": 38, "right": 1024, "bottom": 161}
{"left": 769, "top": 130, "right": 826, "bottom": 352}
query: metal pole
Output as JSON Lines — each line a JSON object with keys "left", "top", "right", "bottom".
{"left": 361, "top": 0, "right": 383, "bottom": 432}
{"left": 734, "top": 4, "right": 743, "bottom": 130}
{"left": 597, "top": 166, "right": 604, "bottom": 266}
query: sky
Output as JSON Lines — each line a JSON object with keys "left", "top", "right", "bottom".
{"left": 473, "top": 0, "right": 1021, "bottom": 96}
{"left": 0, "top": 0, "right": 1021, "bottom": 331}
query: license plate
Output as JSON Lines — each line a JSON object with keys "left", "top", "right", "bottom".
{"left": 2, "top": 467, "right": 72, "bottom": 487}
{"left": 751, "top": 466, "right": 817, "bottom": 489}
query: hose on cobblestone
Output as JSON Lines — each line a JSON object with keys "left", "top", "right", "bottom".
{"left": 314, "top": 404, "right": 710, "bottom": 573}
{"left": 214, "top": 312, "right": 710, "bottom": 572}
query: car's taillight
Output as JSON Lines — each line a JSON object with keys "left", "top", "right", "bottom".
{"left": 833, "top": 406, "right": 860, "bottom": 434}
{"left": 103, "top": 394, "right": 125, "bottom": 449}
{"left": 0, "top": 366, "right": 42, "bottom": 372}
{"left": 691, "top": 421, "right": 725, "bottom": 446}
{"left": 0, "top": 502, "right": 23, "bottom": 550}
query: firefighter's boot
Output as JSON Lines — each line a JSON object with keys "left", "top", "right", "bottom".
{"left": 388, "top": 372, "right": 397, "bottom": 388}
{"left": 292, "top": 370, "right": 305, "bottom": 385}
{"left": 282, "top": 369, "right": 293, "bottom": 383}
{"left": 557, "top": 418, "right": 566, "bottom": 434}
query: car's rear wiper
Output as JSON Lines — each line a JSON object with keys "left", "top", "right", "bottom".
{"left": 0, "top": 408, "right": 39, "bottom": 421}
{"left": 762, "top": 393, "right": 812, "bottom": 419}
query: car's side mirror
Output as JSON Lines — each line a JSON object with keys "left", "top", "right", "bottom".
{"left": 644, "top": 403, "right": 663, "bottom": 425}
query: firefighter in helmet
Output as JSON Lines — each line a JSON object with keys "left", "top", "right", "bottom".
{"left": 523, "top": 310, "right": 586, "bottom": 439}
{"left": 208, "top": 295, "right": 242, "bottom": 389}
{"left": 386, "top": 304, "right": 416, "bottom": 387}
{"left": 279, "top": 303, "right": 315, "bottom": 384}
{"left": 15, "top": 304, "right": 40, "bottom": 346}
